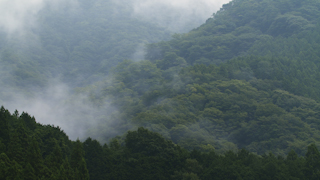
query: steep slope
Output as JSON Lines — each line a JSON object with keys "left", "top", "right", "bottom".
{"left": 82, "top": 0, "right": 320, "bottom": 155}
{"left": 87, "top": 61, "right": 320, "bottom": 155}
{"left": 144, "top": 0, "right": 320, "bottom": 101}
{"left": 146, "top": 0, "right": 320, "bottom": 65}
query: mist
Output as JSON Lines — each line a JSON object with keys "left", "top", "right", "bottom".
{"left": 0, "top": 0, "right": 232, "bottom": 140}
{"left": 0, "top": 0, "right": 77, "bottom": 36}
{"left": 3, "top": 80, "right": 103, "bottom": 140}
{"left": 131, "top": 0, "right": 231, "bottom": 32}
{"left": 0, "top": 0, "right": 42, "bottom": 35}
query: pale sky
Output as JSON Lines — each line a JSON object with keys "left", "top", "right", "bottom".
{"left": 132, "top": 0, "right": 231, "bottom": 32}
{"left": 0, "top": 0, "right": 231, "bottom": 34}
{"left": 0, "top": 0, "right": 44, "bottom": 33}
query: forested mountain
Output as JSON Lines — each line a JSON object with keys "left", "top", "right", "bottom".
{"left": 144, "top": 0, "right": 320, "bottom": 101}
{"left": 79, "top": 0, "right": 320, "bottom": 155}
{"left": 2, "top": 0, "right": 320, "bottom": 177}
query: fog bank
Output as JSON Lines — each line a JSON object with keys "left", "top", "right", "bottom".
{"left": 131, "top": 0, "right": 231, "bottom": 32}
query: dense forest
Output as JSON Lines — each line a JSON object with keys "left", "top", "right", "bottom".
{"left": 82, "top": 0, "right": 320, "bottom": 155}
{"left": 2, "top": 107, "right": 320, "bottom": 180}
{"left": 2, "top": 0, "right": 320, "bottom": 179}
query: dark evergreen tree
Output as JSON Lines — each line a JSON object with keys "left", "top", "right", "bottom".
{"left": 71, "top": 139, "right": 89, "bottom": 180}
{"left": 286, "top": 150, "right": 304, "bottom": 179}
{"left": 27, "top": 136, "right": 44, "bottom": 178}
{"left": 6, "top": 160, "right": 23, "bottom": 180}
{"left": 83, "top": 138, "right": 106, "bottom": 180}
{"left": 0, "top": 106, "right": 10, "bottom": 150}
{"left": 305, "top": 144, "right": 320, "bottom": 179}
{"left": 23, "top": 163, "right": 37, "bottom": 180}
{"left": 0, "top": 153, "right": 11, "bottom": 180}
{"left": 44, "top": 139, "right": 63, "bottom": 177}
{"left": 6, "top": 124, "right": 29, "bottom": 167}
{"left": 20, "top": 112, "right": 37, "bottom": 131}
{"left": 59, "top": 158, "right": 75, "bottom": 180}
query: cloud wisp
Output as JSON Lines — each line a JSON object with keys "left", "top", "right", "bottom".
{"left": 3, "top": 79, "right": 115, "bottom": 140}
{"left": 131, "top": 0, "right": 231, "bottom": 32}
{"left": 0, "top": 0, "right": 77, "bottom": 36}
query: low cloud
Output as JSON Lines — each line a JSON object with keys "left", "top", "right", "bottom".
{"left": 3, "top": 79, "right": 115, "bottom": 140}
{"left": 0, "top": 0, "right": 44, "bottom": 35}
{"left": 0, "top": 0, "right": 77, "bottom": 36}
{"left": 131, "top": 0, "right": 231, "bottom": 32}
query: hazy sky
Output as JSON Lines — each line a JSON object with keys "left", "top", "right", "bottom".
{"left": 133, "top": 0, "right": 230, "bottom": 14}
{"left": 0, "top": 0, "right": 231, "bottom": 34}
{"left": 0, "top": 0, "right": 75, "bottom": 36}
{"left": 0, "top": 0, "right": 44, "bottom": 34}
{"left": 132, "top": 0, "right": 231, "bottom": 32}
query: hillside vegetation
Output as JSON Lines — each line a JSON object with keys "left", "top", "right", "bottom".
{"left": 3, "top": 107, "right": 320, "bottom": 180}
{"left": 3, "top": 0, "right": 320, "bottom": 179}
{"left": 81, "top": 0, "right": 320, "bottom": 155}
{"left": 1, "top": 0, "right": 320, "bottom": 161}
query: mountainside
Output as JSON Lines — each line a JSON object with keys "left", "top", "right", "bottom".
{"left": 2, "top": 0, "right": 320, "bottom": 156}
{"left": 4, "top": 0, "right": 320, "bottom": 178}
{"left": 146, "top": 0, "right": 320, "bottom": 64}
{"left": 145, "top": 0, "right": 320, "bottom": 101}
{"left": 80, "top": 0, "right": 320, "bottom": 155}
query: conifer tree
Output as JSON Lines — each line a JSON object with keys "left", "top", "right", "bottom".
{"left": 0, "top": 106, "right": 10, "bottom": 149}
{"left": 286, "top": 150, "right": 304, "bottom": 179}
{"left": 27, "top": 136, "right": 44, "bottom": 178}
{"left": 39, "top": 165, "right": 53, "bottom": 180}
{"left": 6, "top": 160, "right": 23, "bottom": 180}
{"left": 0, "top": 141, "right": 5, "bottom": 154}
{"left": 59, "top": 158, "right": 75, "bottom": 180}
{"left": 305, "top": 144, "right": 320, "bottom": 179}
{"left": 0, "top": 153, "right": 11, "bottom": 179}
{"left": 83, "top": 137, "right": 105, "bottom": 180}
{"left": 7, "top": 129, "right": 24, "bottom": 166}
{"left": 23, "top": 163, "right": 37, "bottom": 180}
{"left": 44, "top": 139, "right": 63, "bottom": 177}
{"left": 20, "top": 112, "right": 37, "bottom": 131}
{"left": 71, "top": 139, "right": 89, "bottom": 180}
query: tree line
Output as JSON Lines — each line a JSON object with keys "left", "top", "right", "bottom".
{"left": 2, "top": 106, "right": 320, "bottom": 179}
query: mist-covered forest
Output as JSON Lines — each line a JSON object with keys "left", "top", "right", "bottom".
{"left": 2, "top": 0, "right": 320, "bottom": 179}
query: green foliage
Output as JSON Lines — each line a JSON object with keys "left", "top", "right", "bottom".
{"left": 305, "top": 144, "right": 320, "bottom": 179}
{"left": 0, "top": 107, "right": 89, "bottom": 180}
{"left": 2, "top": 105, "right": 320, "bottom": 179}
{"left": 77, "top": 0, "right": 320, "bottom": 156}
{"left": 83, "top": 138, "right": 105, "bottom": 180}
{"left": 0, "top": 153, "right": 11, "bottom": 180}
{"left": 3, "top": 0, "right": 320, "bottom": 158}
{"left": 70, "top": 140, "right": 89, "bottom": 180}
{"left": 4, "top": 0, "right": 320, "bottom": 178}
{"left": 87, "top": 57, "right": 320, "bottom": 155}
{"left": 0, "top": 106, "right": 10, "bottom": 149}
